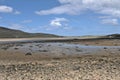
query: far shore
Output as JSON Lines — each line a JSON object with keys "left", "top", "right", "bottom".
{"left": 0, "top": 37, "right": 120, "bottom": 46}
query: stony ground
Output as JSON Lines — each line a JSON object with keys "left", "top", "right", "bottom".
{"left": 0, "top": 39, "right": 120, "bottom": 80}
{"left": 0, "top": 55, "right": 120, "bottom": 80}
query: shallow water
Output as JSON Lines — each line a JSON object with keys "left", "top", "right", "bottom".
{"left": 2, "top": 42, "right": 119, "bottom": 56}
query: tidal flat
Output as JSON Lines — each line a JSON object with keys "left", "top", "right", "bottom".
{"left": 0, "top": 38, "right": 120, "bottom": 80}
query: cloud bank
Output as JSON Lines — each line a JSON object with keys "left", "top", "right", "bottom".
{"left": 35, "top": 0, "right": 120, "bottom": 17}
{"left": 35, "top": 0, "right": 120, "bottom": 25}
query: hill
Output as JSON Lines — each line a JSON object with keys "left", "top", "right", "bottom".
{"left": 106, "top": 34, "right": 120, "bottom": 39}
{"left": 0, "top": 27, "right": 59, "bottom": 38}
{"left": 100, "top": 34, "right": 120, "bottom": 39}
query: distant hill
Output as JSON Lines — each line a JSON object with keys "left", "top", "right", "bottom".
{"left": 0, "top": 27, "right": 59, "bottom": 38}
{"left": 100, "top": 34, "right": 120, "bottom": 39}
{"left": 106, "top": 34, "right": 120, "bottom": 39}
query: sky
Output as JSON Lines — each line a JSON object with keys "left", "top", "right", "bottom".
{"left": 0, "top": 0, "right": 120, "bottom": 36}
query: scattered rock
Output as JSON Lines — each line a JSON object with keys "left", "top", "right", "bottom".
{"left": 76, "top": 49, "right": 83, "bottom": 52}
{"left": 14, "top": 47, "right": 19, "bottom": 50}
{"left": 39, "top": 50, "right": 48, "bottom": 52}
{"left": 104, "top": 47, "right": 107, "bottom": 49}
{"left": 1, "top": 47, "right": 9, "bottom": 50}
{"left": 118, "top": 49, "right": 120, "bottom": 51}
{"left": 29, "top": 46, "right": 33, "bottom": 47}
{"left": 25, "top": 52, "right": 32, "bottom": 56}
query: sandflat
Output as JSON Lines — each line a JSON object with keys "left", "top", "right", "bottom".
{"left": 0, "top": 38, "right": 120, "bottom": 80}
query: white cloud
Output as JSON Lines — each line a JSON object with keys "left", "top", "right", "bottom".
{"left": 99, "top": 16, "right": 112, "bottom": 19}
{"left": 50, "top": 17, "right": 68, "bottom": 27}
{"left": 35, "top": 0, "right": 120, "bottom": 18}
{"left": 44, "top": 17, "right": 72, "bottom": 30}
{"left": 35, "top": 0, "right": 83, "bottom": 15}
{"left": 101, "top": 18, "right": 119, "bottom": 25}
{"left": 0, "top": 5, "right": 21, "bottom": 14}
{"left": 35, "top": 0, "right": 120, "bottom": 26}
{"left": 0, "top": 5, "right": 13, "bottom": 13}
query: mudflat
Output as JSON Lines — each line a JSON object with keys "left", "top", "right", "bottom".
{"left": 0, "top": 38, "right": 120, "bottom": 80}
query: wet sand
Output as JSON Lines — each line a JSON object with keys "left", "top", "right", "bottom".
{"left": 70, "top": 39, "right": 120, "bottom": 46}
{"left": 0, "top": 38, "right": 120, "bottom": 80}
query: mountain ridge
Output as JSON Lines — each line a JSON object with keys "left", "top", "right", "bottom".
{"left": 0, "top": 26, "right": 59, "bottom": 38}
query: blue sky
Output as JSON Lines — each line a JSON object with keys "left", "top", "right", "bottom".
{"left": 0, "top": 0, "right": 120, "bottom": 36}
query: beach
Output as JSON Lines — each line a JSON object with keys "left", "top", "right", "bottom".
{"left": 0, "top": 38, "right": 120, "bottom": 80}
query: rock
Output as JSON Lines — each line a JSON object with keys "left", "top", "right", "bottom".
{"left": 25, "top": 52, "right": 32, "bottom": 56}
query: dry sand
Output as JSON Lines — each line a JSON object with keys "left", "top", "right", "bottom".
{"left": 0, "top": 38, "right": 120, "bottom": 80}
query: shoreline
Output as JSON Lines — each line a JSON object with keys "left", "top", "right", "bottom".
{"left": 0, "top": 37, "right": 120, "bottom": 46}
